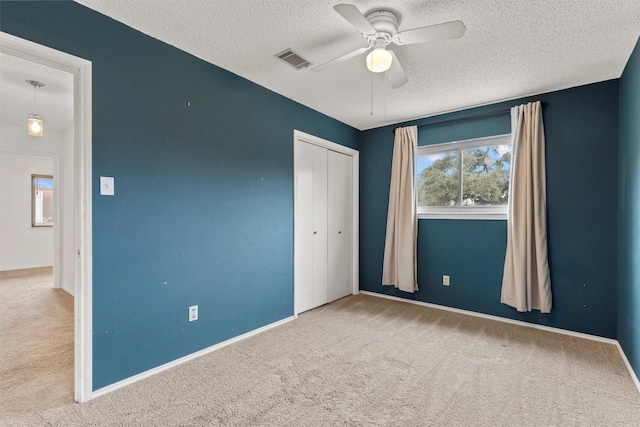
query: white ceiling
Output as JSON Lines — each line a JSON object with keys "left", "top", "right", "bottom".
{"left": 0, "top": 53, "right": 74, "bottom": 133}
{"left": 74, "top": 0, "right": 640, "bottom": 130}
{"left": 3, "top": 1, "right": 638, "bottom": 133}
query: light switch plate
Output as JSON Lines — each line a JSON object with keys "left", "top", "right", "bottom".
{"left": 100, "top": 176, "right": 114, "bottom": 195}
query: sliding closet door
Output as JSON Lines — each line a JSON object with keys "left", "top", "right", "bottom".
{"left": 327, "top": 150, "right": 353, "bottom": 302}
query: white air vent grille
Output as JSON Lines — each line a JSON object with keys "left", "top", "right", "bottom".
{"left": 275, "top": 49, "right": 310, "bottom": 70}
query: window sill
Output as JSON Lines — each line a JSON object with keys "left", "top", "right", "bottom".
{"left": 418, "top": 210, "right": 507, "bottom": 220}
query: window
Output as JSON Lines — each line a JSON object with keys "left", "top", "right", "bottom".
{"left": 32, "top": 174, "right": 54, "bottom": 227}
{"left": 416, "top": 134, "right": 512, "bottom": 219}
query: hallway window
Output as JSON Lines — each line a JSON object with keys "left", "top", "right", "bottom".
{"left": 32, "top": 174, "right": 54, "bottom": 227}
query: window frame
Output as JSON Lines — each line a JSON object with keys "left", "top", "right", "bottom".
{"left": 416, "top": 133, "right": 512, "bottom": 220}
{"left": 31, "top": 174, "right": 54, "bottom": 227}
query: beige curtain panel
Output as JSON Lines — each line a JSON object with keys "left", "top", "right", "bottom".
{"left": 382, "top": 126, "right": 419, "bottom": 293}
{"left": 501, "top": 101, "right": 552, "bottom": 313}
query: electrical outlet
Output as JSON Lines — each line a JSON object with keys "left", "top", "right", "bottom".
{"left": 443, "top": 275, "right": 450, "bottom": 286}
{"left": 188, "top": 305, "right": 198, "bottom": 322}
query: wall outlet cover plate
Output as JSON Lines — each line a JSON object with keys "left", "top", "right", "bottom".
{"left": 188, "top": 305, "right": 198, "bottom": 322}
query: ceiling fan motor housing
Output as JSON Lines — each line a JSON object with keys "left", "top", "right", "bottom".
{"left": 364, "top": 10, "right": 399, "bottom": 44}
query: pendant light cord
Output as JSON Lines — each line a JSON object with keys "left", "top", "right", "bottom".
{"left": 26, "top": 80, "right": 45, "bottom": 115}
{"left": 33, "top": 85, "right": 38, "bottom": 115}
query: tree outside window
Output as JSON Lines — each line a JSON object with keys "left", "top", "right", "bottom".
{"left": 416, "top": 134, "right": 511, "bottom": 219}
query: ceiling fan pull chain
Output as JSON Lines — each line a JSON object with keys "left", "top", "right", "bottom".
{"left": 384, "top": 73, "right": 388, "bottom": 121}
{"left": 370, "top": 69, "right": 374, "bottom": 115}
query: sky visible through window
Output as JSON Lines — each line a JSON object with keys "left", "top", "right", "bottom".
{"left": 416, "top": 145, "right": 511, "bottom": 176}
{"left": 417, "top": 144, "right": 512, "bottom": 208}
{"left": 34, "top": 176, "right": 54, "bottom": 190}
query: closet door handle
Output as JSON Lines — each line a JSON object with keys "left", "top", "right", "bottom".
{"left": 313, "top": 231, "right": 317, "bottom": 235}
{"left": 338, "top": 231, "right": 342, "bottom": 234}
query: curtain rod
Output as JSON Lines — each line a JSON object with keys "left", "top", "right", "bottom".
{"left": 392, "top": 102, "right": 546, "bottom": 134}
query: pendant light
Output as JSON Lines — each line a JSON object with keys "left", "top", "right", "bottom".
{"left": 26, "top": 80, "right": 45, "bottom": 137}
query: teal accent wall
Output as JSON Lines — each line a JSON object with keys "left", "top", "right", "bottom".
{"left": 1, "top": 1, "right": 359, "bottom": 389}
{"left": 618, "top": 36, "right": 640, "bottom": 376}
{"left": 361, "top": 80, "right": 620, "bottom": 338}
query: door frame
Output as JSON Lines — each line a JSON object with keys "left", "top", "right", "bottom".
{"left": 1, "top": 31, "right": 93, "bottom": 403}
{"left": 293, "top": 130, "right": 359, "bottom": 317}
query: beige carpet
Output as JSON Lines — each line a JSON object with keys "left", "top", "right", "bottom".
{"left": 0, "top": 267, "right": 74, "bottom": 419}
{"left": 2, "top": 292, "right": 640, "bottom": 426}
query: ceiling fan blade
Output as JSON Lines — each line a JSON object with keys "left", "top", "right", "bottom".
{"left": 333, "top": 4, "right": 376, "bottom": 35}
{"left": 386, "top": 51, "right": 408, "bottom": 89}
{"left": 311, "top": 46, "right": 371, "bottom": 72}
{"left": 394, "top": 20, "right": 466, "bottom": 45}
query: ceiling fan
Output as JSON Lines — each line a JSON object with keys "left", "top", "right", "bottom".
{"left": 312, "top": 4, "right": 466, "bottom": 89}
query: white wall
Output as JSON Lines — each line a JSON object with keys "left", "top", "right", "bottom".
{"left": 0, "top": 123, "right": 75, "bottom": 294}
{"left": 0, "top": 151, "right": 54, "bottom": 269}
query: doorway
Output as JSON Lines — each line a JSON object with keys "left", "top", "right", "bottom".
{"left": 0, "top": 31, "right": 93, "bottom": 402}
{"left": 0, "top": 141, "right": 70, "bottom": 415}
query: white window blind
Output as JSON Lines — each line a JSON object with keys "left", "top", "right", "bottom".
{"left": 32, "top": 174, "right": 54, "bottom": 227}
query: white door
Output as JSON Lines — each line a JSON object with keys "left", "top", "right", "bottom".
{"left": 294, "top": 131, "right": 358, "bottom": 316}
{"left": 327, "top": 150, "right": 353, "bottom": 302}
{"left": 311, "top": 145, "right": 328, "bottom": 309}
{"left": 294, "top": 141, "right": 327, "bottom": 313}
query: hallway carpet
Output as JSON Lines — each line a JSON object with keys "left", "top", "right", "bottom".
{"left": 0, "top": 267, "right": 74, "bottom": 418}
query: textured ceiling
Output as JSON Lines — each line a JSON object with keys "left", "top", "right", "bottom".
{"left": 40, "top": 1, "right": 640, "bottom": 130}
{"left": 0, "top": 53, "right": 74, "bottom": 133}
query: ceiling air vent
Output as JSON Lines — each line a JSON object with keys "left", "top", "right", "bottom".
{"left": 275, "top": 49, "right": 311, "bottom": 70}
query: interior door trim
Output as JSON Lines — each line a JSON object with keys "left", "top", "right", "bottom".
{"left": 1, "top": 31, "right": 94, "bottom": 403}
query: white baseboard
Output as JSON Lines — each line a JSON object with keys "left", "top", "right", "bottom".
{"left": 360, "top": 291, "right": 616, "bottom": 343}
{"left": 90, "top": 293, "right": 640, "bottom": 400}
{"left": 62, "top": 285, "right": 75, "bottom": 297}
{"left": 91, "top": 315, "right": 295, "bottom": 400}
{"left": 615, "top": 341, "right": 640, "bottom": 395}
{"left": 360, "top": 290, "right": 640, "bottom": 394}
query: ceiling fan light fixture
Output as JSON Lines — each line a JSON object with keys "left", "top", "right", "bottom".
{"left": 366, "top": 47, "right": 392, "bottom": 73}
